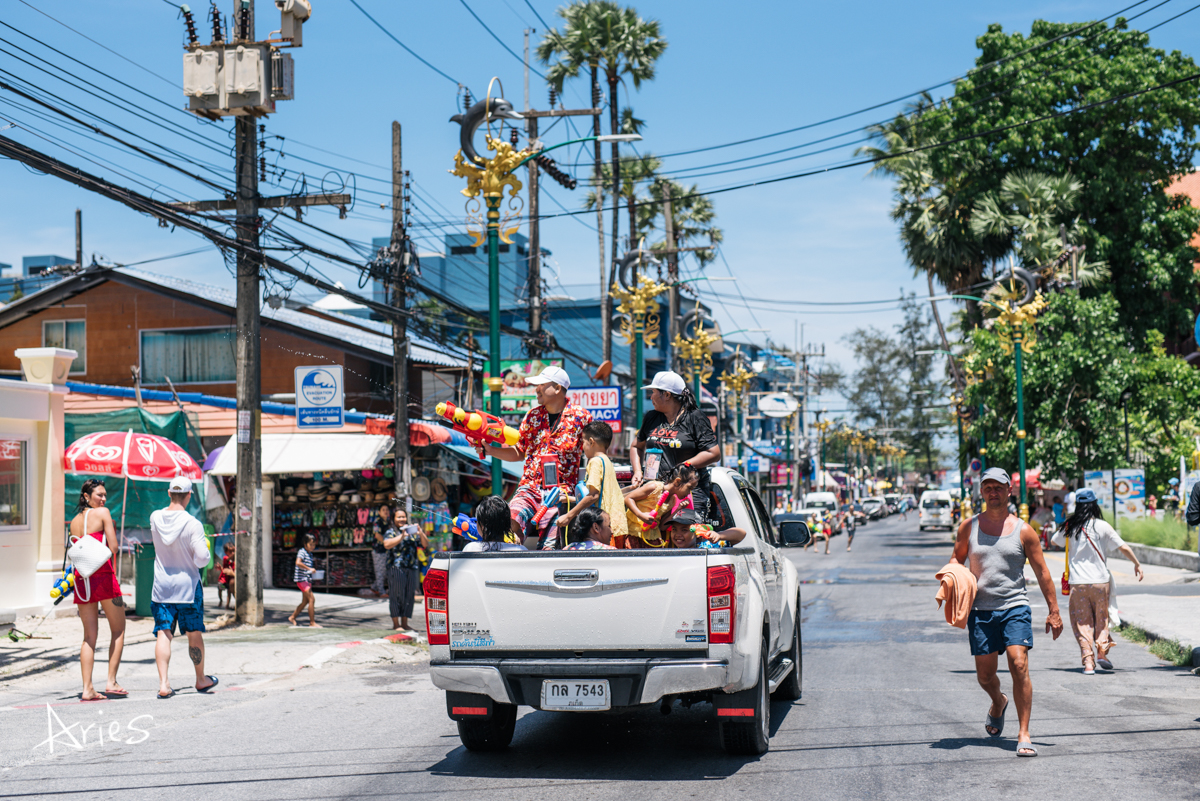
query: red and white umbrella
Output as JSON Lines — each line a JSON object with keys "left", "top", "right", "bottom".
{"left": 64, "top": 430, "right": 202, "bottom": 481}
{"left": 64, "top": 430, "right": 203, "bottom": 587}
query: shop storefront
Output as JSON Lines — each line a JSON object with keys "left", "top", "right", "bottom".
{"left": 208, "top": 425, "right": 521, "bottom": 592}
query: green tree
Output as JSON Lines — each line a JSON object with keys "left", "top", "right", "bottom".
{"left": 858, "top": 95, "right": 997, "bottom": 382}
{"left": 585, "top": 150, "right": 662, "bottom": 244}
{"left": 970, "top": 170, "right": 1110, "bottom": 289}
{"left": 964, "top": 292, "right": 1200, "bottom": 488}
{"left": 537, "top": 1, "right": 667, "bottom": 270}
{"left": 937, "top": 19, "right": 1200, "bottom": 351}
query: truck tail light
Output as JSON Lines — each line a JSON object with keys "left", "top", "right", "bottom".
{"left": 707, "top": 564, "right": 736, "bottom": 644}
{"left": 424, "top": 567, "right": 449, "bottom": 645}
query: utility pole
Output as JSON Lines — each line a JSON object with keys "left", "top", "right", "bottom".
{"left": 519, "top": 99, "right": 598, "bottom": 354}
{"left": 391, "top": 121, "right": 410, "bottom": 505}
{"left": 179, "top": 0, "right": 317, "bottom": 625}
{"left": 595, "top": 73, "right": 610, "bottom": 379}
{"left": 74, "top": 208, "right": 82, "bottom": 269}
{"left": 661, "top": 183, "right": 677, "bottom": 371}
{"left": 232, "top": 0, "right": 264, "bottom": 627}
{"left": 792, "top": 321, "right": 802, "bottom": 504}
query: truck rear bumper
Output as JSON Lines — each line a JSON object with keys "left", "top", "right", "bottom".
{"left": 430, "top": 658, "right": 729, "bottom": 707}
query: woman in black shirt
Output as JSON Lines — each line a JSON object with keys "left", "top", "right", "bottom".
{"left": 631, "top": 371, "right": 721, "bottom": 517}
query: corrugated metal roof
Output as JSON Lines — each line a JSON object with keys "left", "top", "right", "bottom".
{"left": 113, "top": 267, "right": 468, "bottom": 369}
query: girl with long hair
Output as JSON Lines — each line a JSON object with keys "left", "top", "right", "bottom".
{"left": 1051, "top": 489, "right": 1144, "bottom": 674}
{"left": 68, "top": 479, "right": 126, "bottom": 700}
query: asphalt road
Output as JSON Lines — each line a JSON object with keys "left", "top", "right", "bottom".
{"left": 3, "top": 514, "right": 1199, "bottom": 800}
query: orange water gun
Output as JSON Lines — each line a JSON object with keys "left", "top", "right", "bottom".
{"left": 435, "top": 402, "right": 520, "bottom": 449}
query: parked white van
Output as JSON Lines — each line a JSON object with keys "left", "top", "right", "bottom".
{"left": 918, "top": 490, "right": 955, "bottom": 530}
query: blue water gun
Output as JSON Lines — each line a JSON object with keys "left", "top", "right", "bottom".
{"left": 452, "top": 513, "right": 481, "bottom": 542}
{"left": 49, "top": 566, "right": 76, "bottom": 604}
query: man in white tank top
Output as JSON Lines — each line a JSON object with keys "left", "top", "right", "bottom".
{"left": 950, "top": 467, "right": 1063, "bottom": 757}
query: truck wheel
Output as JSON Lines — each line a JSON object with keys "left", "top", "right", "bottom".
{"left": 772, "top": 604, "right": 802, "bottom": 701}
{"left": 720, "top": 635, "right": 770, "bottom": 756}
{"left": 457, "top": 703, "right": 517, "bottom": 751}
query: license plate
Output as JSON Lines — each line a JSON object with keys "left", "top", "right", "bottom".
{"left": 540, "top": 679, "right": 611, "bottom": 711}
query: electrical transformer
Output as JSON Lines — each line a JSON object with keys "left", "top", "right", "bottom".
{"left": 183, "top": 44, "right": 294, "bottom": 117}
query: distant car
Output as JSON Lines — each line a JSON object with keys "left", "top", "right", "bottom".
{"left": 919, "top": 490, "right": 955, "bottom": 530}
{"left": 861, "top": 497, "right": 887, "bottom": 520}
{"left": 883, "top": 493, "right": 901, "bottom": 514}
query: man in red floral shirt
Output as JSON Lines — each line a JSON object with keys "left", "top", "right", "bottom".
{"left": 481, "top": 365, "right": 591, "bottom": 547}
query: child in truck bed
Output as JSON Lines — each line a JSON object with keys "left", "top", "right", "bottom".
{"left": 623, "top": 463, "right": 701, "bottom": 548}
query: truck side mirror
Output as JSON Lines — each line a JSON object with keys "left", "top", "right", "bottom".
{"left": 779, "top": 521, "right": 811, "bottom": 548}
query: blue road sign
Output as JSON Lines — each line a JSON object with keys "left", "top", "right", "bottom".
{"left": 295, "top": 365, "right": 344, "bottom": 429}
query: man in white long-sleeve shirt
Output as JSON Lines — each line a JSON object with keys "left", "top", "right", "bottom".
{"left": 150, "top": 477, "right": 218, "bottom": 699}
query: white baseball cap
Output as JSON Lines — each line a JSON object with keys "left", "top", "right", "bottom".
{"left": 168, "top": 476, "right": 193, "bottom": 493}
{"left": 525, "top": 365, "right": 571, "bottom": 390}
{"left": 980, "top": 467, "right": 1011, "bottom": 486}
{"left": 642, "top": 370, "right": 686, "bottom": 395}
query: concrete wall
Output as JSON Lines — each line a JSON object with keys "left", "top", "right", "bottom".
{"left": 0, "top": 380, "right": 67, "bottom": 615}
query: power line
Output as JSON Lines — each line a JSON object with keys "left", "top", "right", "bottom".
{"left": 633, "top": 0, "right": 1163, "bottom": 163}
{"left": 523, "top": 0, "right": 552, "bottom": 29}
{"left": 14, "top": 0, "right": 178, "bottom": 88}
{"left": 519, "top": 69, "right": 1200, "bottom": 223}
{"left": 0, "top": 21, "right": 229, "bottom": 151}
{"left": 457, "top": 0, "right": 547, "bottom": 79}
{"left": 347, "top": 0, "right": 467, "bottom": 88}
{"left": 562, "top": 0, "right": 1185, "bottom": 184}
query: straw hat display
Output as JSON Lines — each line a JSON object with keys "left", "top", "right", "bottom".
{"left": 412, "top": 476, "right": 430, "bottom": 502}
{"left": 431, "top": 477, "right": 448, "bottom": 502}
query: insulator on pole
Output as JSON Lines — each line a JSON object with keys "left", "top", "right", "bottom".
{"left": 181, "top": 5, "right": 200, "bottom": 46}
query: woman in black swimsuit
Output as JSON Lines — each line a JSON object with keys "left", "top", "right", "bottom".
{"left": 630, "top": 371, "right": 721, "bottom": 518}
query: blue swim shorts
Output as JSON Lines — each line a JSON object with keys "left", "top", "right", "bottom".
{"left": 967, "top": 605, "right": 1033, "bottom": 656}
{"left": 151, "top": 580, "right": 207, "bottom": 636}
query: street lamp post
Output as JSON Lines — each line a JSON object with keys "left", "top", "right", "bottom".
{"left": 720, "top": 361, "right": 754, "bottom": 473}
{"left": 450, "top": 86, "right": 639, "bottom": 493}
{"left": 940, "top": 293, "right": 1046, "bottom": 521}
{"left": 611, "top": 268, "right": 669, "bottom": 426}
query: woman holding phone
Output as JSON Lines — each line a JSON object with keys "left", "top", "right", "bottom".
{"left": 381, "top": 506, "right": 428, "bottom": 631}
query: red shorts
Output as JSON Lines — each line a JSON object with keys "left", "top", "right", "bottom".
{"left": 296, "top": 581, "right": 312, "bottom": 592}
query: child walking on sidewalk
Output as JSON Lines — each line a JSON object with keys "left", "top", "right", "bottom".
{"left": 288, "top": 533, "right": 322, "bottom": 627}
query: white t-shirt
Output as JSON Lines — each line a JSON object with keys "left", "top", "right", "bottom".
{"left": 1051, "top": 518, "right": 1125, "bottom": 585}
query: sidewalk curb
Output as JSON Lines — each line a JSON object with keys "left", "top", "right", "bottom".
{"left": 1116, "top": 608, "right": 1200, "bottom": 668}
{"left": 1118, "top": 543, "right": 1200, "bottom": 573}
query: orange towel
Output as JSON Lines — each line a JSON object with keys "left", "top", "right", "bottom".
{"left": 935, "top": 562, "right": 977, "bottom": 629}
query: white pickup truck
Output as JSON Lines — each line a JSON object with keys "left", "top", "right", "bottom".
{"left": 426, "top": 467, "right": 812, "bottom": 755}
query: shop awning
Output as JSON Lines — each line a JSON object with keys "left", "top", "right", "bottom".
{"left": 439, "top": 444, "right": 523, "bottom": 480}
{"left": 208, "top": 433, "right": 394, "bottom": 476}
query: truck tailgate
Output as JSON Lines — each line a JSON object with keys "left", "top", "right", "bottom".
{"left": 447, "top": 553, "right": 710, "bottom": 652}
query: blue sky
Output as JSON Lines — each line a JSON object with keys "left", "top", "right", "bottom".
{"left": 2, "top": 0, "right": 1199, "bottom": 429}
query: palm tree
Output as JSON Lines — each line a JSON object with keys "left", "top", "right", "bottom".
{"left": 646, "top": 178, "right": 722, "bottom": 267}
{"left": 970, "top": 170, "right": 1110, "bottom": 293}
{"left": 585, "top": 150, "right": 662, "bottom": 246}
{"left": 858, "top": 95, "right": 994, "bottom": 387}
{"left": 538, "top": 1, "right": 667, "bottom": 366}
